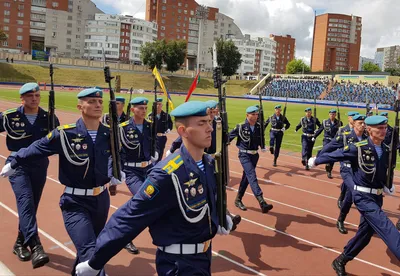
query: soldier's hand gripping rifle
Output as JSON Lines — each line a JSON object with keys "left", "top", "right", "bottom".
{"left": 126, "top": 87, "right": 133, "bottom": 118}
{"left": 48, "top": 64, "right": 56, "bottom": 131}
{"left": 386, "top": 98, "right": 400, "bottom": 190}
{"left": 104, "top": 66, "right": 121, "bottom": 196}
{"left": 150, "top": 76, "right": 158, "bottom": 158}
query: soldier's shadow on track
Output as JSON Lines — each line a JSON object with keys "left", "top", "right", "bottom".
{"left": 106, "top": 247, "right": 157, "bottom": 275}
{"left": 45, "top": 253, "right": 75, "bottom": 274}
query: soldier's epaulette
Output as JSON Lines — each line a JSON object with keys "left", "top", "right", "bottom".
{"left": 119, "top": 120, "right": 129, "bottom": 127}
{"left": 2, "top": 108, "right": 18, "bottom": 115}
{"left": 145, "top": 118, "right": 152, "bottom": 123}
{"left": 343, "top": 131, "right": 351, "bottom": 135}
{"left": 101, "top": 123, "right": 110, "bottom": 128}
{"left": 57, "top": 123, "right": 76, "bottom": 130}
{"left": 162, "top": 155, "right": 184, "bottom": 175}
{"left": 354, "top": 140, "right": 368, "bottom": 147}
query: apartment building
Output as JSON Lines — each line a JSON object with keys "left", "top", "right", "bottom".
{"left": 269, "top": 34, "right": 295, "bottom": 74}
{"left": 83, "top": 14, "right": 157, "bottom": 63}
{"left": 311, "top": 13, "right": 362, "bottom": 72}
{"left": 374, "top": 45, "right": 400, "bottom": 71}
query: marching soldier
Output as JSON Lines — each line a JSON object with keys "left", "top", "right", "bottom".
{"left": 295, "top": 107, "right": 321, "bottom": 170}
{"left": 314, "top": 109, "right": 342, "bottom": 178}
{"left": 265, "top": 104, "right": 290, "bottom": 167}
{"left": 1, "top": 88, "right": 123, "bottom": 276}
{"left": 230, "top": 105, "right": 273, "bottom": 213}
{"left": 119, "top": 96, "right": 159, "bottom": 254}
{"left": 308, "top": 115, "right": 400, "bottom": 275}
{"left": 101, "top": 96, "right": 127, "bottom": 124}
{"left": 0, "top": 83, "right": 59, "bottom": 268}
{"left": 75, "top": 101, "right": 233, "bottom": 276}
{"left": 317, "top": 114, "right": 368, "bottom": 234}
{"left": 379, "top": 112, "right": 393, "bottom": 145}
{"left": 147, "top": 98, "right": 173, "bottom": 161}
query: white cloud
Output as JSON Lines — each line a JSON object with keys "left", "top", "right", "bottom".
{"left": 94, "top": 0, "right": 400, "bottom": 62}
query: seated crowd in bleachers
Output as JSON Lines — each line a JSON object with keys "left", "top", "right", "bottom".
{"left": 323, "top": 81, "right": 396, "bottom": 105}
{"left": 262, "top": 76, "right": 330, "bottom": 99}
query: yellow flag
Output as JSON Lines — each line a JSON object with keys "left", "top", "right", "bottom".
{"left": 152, "top": 67, "right": 174, "bottom": 110}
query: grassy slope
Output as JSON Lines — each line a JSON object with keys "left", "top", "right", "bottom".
{"left": 1, "top": 89, "right": 395, "bottom": 158}
{"left": 0, "top": 63, "right": 256, "bottom": 96}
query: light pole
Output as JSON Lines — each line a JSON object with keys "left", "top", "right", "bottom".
{"left": 196, "top": 5, "right": 208, "bottom": 73}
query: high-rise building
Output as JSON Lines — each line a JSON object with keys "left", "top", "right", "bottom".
{"left": 231, "top": 34, "right": 276, "bottom": 76}
{"left": 84, "top": 14, "right": 157, "bottom": 63}
{"left": 374, "top": 45, "right": 400, "bottom": 71}
{"left": 0, "top": 0, "right": 101, "bottom": 57}
{"left": 310, "top": 13, "right": 362, "bottom": 72}
{"left": 269, "top": 34, "right": 295, "bottom": 74}
{"left": 145, "top": 0, "right": 243, "bottom": 71}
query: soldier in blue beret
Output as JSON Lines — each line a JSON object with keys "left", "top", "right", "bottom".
{"left": 379, "top": 111, "right": 393, "bottom": 145}
{"left": 75, "top": 101, "right": 233, "bottom": 276}
{"left": 0, "top": 82, "right": 60, "bottom": 267}
{"left": 295, "top": 106, "right": 321, "bottom": 169}
{"left": 337, "top": 111, "right": 359, "bottom": 136}
{"left": 314, "top": 109, "right": 343, "bottom": 178}
{"left": 118, "top": 96, "right": 158, "bottom": 254}
{"left": 229, "top": 105, "right": 273, "bottom": 213}
{"left": 265, "top": 104, "right": 291, "bottom": 166}
{"left": 1, "top": 87, "right": 123, "bottom": 276}
{"left": 101, "top": 96, "right": 127, "bottom": 125}
{"left": 308, "top": 115, "right": 400, "bottom": 275}
{"left": 147, "top": 98, "right": 173, "bottom": 162}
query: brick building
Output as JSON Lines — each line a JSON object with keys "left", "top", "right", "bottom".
{"left": 311, "top": 13, "right": 362, "bottom": 72}
{"left": 269, "top": 34, "right": 295, "bottom": 74}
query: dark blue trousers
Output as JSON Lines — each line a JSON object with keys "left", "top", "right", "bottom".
{"left": 323, "top": 139, "right": 334, "bottom": 172}
{"left": 301, "top": 135, "right": 315, "bottom": 162}
{"left": 343, "top": 192, "right": 400, "bottom": 260}
{"left": 157, "top": 136, "right": 167, "bottom": 162}
{"left": 156, "top": 247, "right": 212, "bottom": 275}
{"left": 124, "top": 166, "right": 151, "bottom": 195}
{"left": 238, "top": 153, "right": 262, "bottom": 197}
{"left": 60, "top": 191, "right": 110, "bottom": 276}
{"left": 270, "top": 130, "right": 283, "bottom": 159}
{"left": 339, "top": 166, "right": 354, "bottom": 217}
{"left": 7, "top": 156, "right": 49, "bottom": 245}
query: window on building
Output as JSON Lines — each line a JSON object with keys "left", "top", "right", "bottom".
{"left": 17, "top": 43, "right": 22, "bottom": 48}
{"left": 17, "top": 35, "right": 23, "bottom": 40}
{"left": 18, "top": 12, "right": 24, "bottom": 17}
{"left": 52, "top": 2, "right": 58, "bottom": 8}
{"left": 67, "top": 30, "right": 71, "bottom": 35}
{"left": 68, "top": 16, "right": 73, "bottom": 20}
{"left": 4, "top": 18, "right": 10, "bottom": 23}
{"left": 17, "top": 20, "right": 23, "bottom": 25}
{"left": 3, "top": 41, "right": 8, "bottom": 46}
{"left": 52, "top": 32, "right": 56, "bottom": 37}
{"left": 4, "top": 10, "right": 10, "bottom": 16}
{"left": 18, "top": 4, "right": 24, "bottom": 9}
{"left": 160, "top": 32, "right": 165, "bottom": 37}
{"left": 4, "top": 2, "right": 11, "bottom": 7}
{"left": 17, "top": 28, "right": 23, "bottom": 32}
{"left": 162, "top": 13, "right": 166, "bottom": 17}
{"left": 67, "top": 23, "right": 72, "bottom": 27}
{"left": 162, "top": 5, "right": 166, "bottom": 10}
{"left": 3, "top": 26, "right": 9, "bottom": 31}
{"left": 162, "top": 0, "right": 166, "bottom": 3}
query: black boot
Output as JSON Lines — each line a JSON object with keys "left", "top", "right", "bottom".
{"left": 256, "top": 195, "right": 273, "bottom": 213}
{"left": 29, "top": 236, "right": 49, "bottom": 269}
{"left": 235, "top": 193, "right": 247, "bottom": 211}
{"left": 269, "top": 147, "right": 274, "bottom": 155}
{"left": 327, "top": 171, "right": 333, "bottom": 179}
{"left": 305, "top": 165, "right": 310, "bottom": 170}
{"left": 125, "top": 241, "right": 139, "bottom": 254}
{"left": 13, "top": 231, "right": 31, "bottom": 261}
{"left": 332, "top": 254, "right": 350, "bottom": 276}
{"left": 301, "top": 159, "right": 306, "bottom": 166}
{"left": 336, "top": 213, "right": 348, "bottom": 234}
{"left": 229, "top": 213, "right": 241, "bottom": 232}
{"left": 273, "top": 157, "right": 277, "bottom": 167}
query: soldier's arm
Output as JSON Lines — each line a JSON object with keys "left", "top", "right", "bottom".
{"left": 316, "top": 118, "right": 322, "bottom": 128}
{"left": 0, "top": 113, "right": 5, "bottom": 133}
{"left": 318, "top": 135, "right": 344, "bottom": 155}
{"left": 314, "top": 123, "right": 324, "bottom": 138}
{"left": 295, "top": 120, "right": 302, "bottom": 132}
{"left": 10, "top": 129, "right": 60, "bottom": 168}
{"left": 228, "top": 124, "right": 239, "bottom": 142}
{"left": 264, "top": 116, "right": 270, "bottom": 129}
{"left": 284, "top": 117, "right": 291, "bottom": 130}
{"left": 169, "top": 136, "right": 182, "bottom": 153}
{"left": 168, "top": 114, "right": 173, "bottom": 130}
{"left": 315, "top": 143, "right": 357, "bottom": 166}
{"left": 89, "top": 169, "right": 175, "bottom": 270}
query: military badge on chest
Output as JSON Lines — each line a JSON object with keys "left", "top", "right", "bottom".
{"left": 127, "top": 128, "right": 138, "bottom": 140}
{"left": 71, "top": 137, "right": 85, "bottom": 151}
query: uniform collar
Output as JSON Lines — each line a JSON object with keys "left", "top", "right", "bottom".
{"left": 180, "top": 144, "right": 207, "bottom": 181}
{"left": 18, "top": 106, "right": 46, "bottom": 117}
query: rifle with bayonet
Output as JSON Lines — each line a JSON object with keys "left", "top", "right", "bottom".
{"left": 258, "top": 87, "right": 266, "bottom": 150}
{"left": 313, "top": 91, "right": 317, "bottom": 132}
{"left": 150, "top": 75, "right": 158, "bottom": 158}
{"left": 48, "top": 64, "right": 56, "bottom": 131}
{"left": 165, "top": 97, "right": 169, "bottom": 131}
{"left": 282, "top": 90, "right": 288, "bottom": 122}
{"left": 126, "top": 87, "right": 133, "bottom": 118}
{"left": 386, "top": 98, "right": 400, "bottom": 190}
{"left": 336, "top": 98, "right": 342, "bottom": 126}
{"left": 104, "top": 66, "right": 121, "bottom": 196}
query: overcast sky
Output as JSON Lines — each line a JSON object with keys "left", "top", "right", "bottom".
{"left": 92, "top": 0, "right": 400, "bottom": 64}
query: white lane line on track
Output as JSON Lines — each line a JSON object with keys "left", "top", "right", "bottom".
{"left": 0, "top": 201, "right": 76, "bottom": 257}
{"left": 0, "top": 261, "right": 15, "bottom": 276}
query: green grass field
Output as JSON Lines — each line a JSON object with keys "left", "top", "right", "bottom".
{"left": 0, "top": 63, "right": 255, "bottom": 96}
{"left": 1, "top": 88, "right": 395, "bottom": 159}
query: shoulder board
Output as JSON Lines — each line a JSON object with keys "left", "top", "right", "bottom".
{"left": 119, "top": 120, "right": 129, "bottom": 127}
{"left": 57, "top": 123, "right": 76, "bottom": 130}
{"left": 343, "top": 131, "right": 351, "bottom": 135}
{"left": 162, "top": 155, "right": 184, "bottom": 175}
{"left": 145, "top": 118, "right": 152, "bottom": 123}
{"left": 101, "top": 123, "right": 110, "bottom": 128}
{"left": 354, "top": 140, "right": 368, "bottom": 147}
{"left": 2, "top": 108, "right": 18, "bottom": 115}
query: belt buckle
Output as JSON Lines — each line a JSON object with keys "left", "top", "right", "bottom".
{"left": 377, "top": 189, "right": 382, "bottom": 195}
{"left": 202, "top": 240, "right": 211, "bottom": 253}
{"left": 93, "top": 186, "right": 101, "bottom": 196}
{"left": 141, "top": 161, "right": 147, "bottom": 168}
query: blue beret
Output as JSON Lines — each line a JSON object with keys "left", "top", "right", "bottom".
{"left": 274, "top": 105, "right": 281, "bottom": 109}
{"left": 365, "top": 115, "right": 388, "bottom": 126}
{"left": 329, "top": 109, "right": 337, "bottom": 113}
{"left": 379, "top": 112, "right": 388, "bottom": 116}
{"left": 156, "top": 98, "right": 163, "bottom": 102}
{"left": 206, "top": 100, "right": 218, "bottom": 109}
{"left": 77, "top": 88, "right": 103, "bottom": 99}
{"left": 352, "top": 114, "right": 366, "bottom": 121}
{"left": 19, "top": 82, "right": 40, "bottom": 95}
{"left": 246, "top": 105, "right": 259, "bottom": 114}
{"left": 347, "top": 111, "right": 359, "bottom": 117}
{"left": 130, "top": 97, "right": 148, "bottom": 105}
{"left": 116, "top": 96, "right": 125, "bottom": 103}
{"left": 305, "top": 107, "right": 312, "bottom": 112}
{"left": 170, "top": 101, "right": 210, "bottom": 118}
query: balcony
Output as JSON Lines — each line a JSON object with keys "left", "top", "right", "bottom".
{"left": 31, "top": 6, "right": 46, "bottom": 14}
